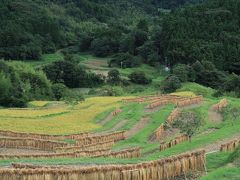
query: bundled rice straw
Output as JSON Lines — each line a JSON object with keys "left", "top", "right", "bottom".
{"left": 0, "top": 149, "right": 205, "bottom": 180}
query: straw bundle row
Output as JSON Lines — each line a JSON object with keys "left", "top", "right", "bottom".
{"left": 212, "top": 99, "right": 228, "bottom": 111}
{"left": 166, "top": 108, "right": 180, "bottom": 125}
{"left": 55, "top": 140, "right": 114, "bottom": 153}
{"left": 0, "top": 148, "right": 111, "bottom": 159}
{"left": 106, "top": 147, "right": 140, "bottom": 158}
{"left": 146, "top": 100, "right": 171, "bottom": 109}
{"left": 151, "top": 108, "right": 180, "bottom": 141}
{"left": 160, "top": 134, "right": 189, "bottom": 151}
{"left": 11, "top": 163, "right": 73, "bottom": 169}
{"left": 146, "top": 95, "right": 194, "bottom": 109}
{"left": 76, "top": 131, "right": 126, "bottom": 146}
{"left": 150, "top": 124, "right": 165, "bottom": 140}
{"left": 0, "top": 130, "right": 88, "bottom": 140}
{"left": 0, "top": 147, "right": 140, "bottom": 160}
{"left": 220, "top": 139, "right": 240, "bottom": 152}
{"left": 175, "top": 96, "right": 203, "bottom": 107}
{"left": 122, "top": 97, "right": 146, "bottom": 103}
{"left": 0, "top": 150, "right": 205, "bottom": 180}
{"left": 122, "top": 94, "right": 170, "bottom": 104}
{"left": 0, "top": 137, "right": 67, "bottom": 151}
{"left": 111, "top": 108, "right": 121, "bottom": 116}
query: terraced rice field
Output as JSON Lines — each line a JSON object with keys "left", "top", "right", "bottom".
{"left": 0, "top": 94, "right": 239, "bottom": 179}
{"left": 0, "top": 97, "right": 127, "bottom": 134}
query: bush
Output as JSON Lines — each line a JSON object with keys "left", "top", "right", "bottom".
{"left": 100, "top": 86, "right": 124, "bottom": 96}
{"left": 52, "top": 83, "right": 68, "bottom": 101}
{"left": 43, "top": 59, "right": 104, "bottom": 88}
{"left": 128, "top": 71, "right": 152, "bottom": 84}
{"left": 223, "top": 73, "right": 240, "bottom": 97}
{"left": 172, "top": 64, "right": 189, "bottom": 82}
{"left": 161, "top": 75, "right": 181, "bottom": 93}
{"left": 109, "top": 53, "right": 141, "bottom": 68}
{"left": 0, "top": 61, "right": 51, "bottom": 107}
{"left": 107, "top": 69, "right": 120, "bottom": 85}
{"left": 63, "top": 90, "right": 85, "bottom": 105}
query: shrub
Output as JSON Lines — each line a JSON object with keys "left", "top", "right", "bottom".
{"left": 109, "top": 53, "right": 141, "bottom": 68}
{"left": 52, "top": 83, "right": 68, "bottom": 101}
{"left": 108, "top": 69, "right": 120, "bottom": 85}
{"left": 100, "top": 86, "right": 124, "bottom": 96}
{"left": 172, "top": 64, "right": 189, "bottom": 82}
{"left": 161, "top": 75, "right": 181, "bottom": 93}
{"left": 63, "top": 90, "right": 85, "bottom": 105}
{"left": 128, "top": 71, "right": 152, "bottom": 84}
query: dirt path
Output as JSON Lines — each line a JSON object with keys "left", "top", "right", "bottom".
{"left": 102, "top": 120, "right": 127, "bottom": 133}
{"left": 204, "top": 134, "right": 240, "bottom": 153}
{"left": 126, "top": 117, "right": 150, "bottom": 138}
{"left": 159, "top": 128, "right": 180, "bottom": 142}
{"left": 110, "top": 120, "right": 127, "bottom": 132}
{"left": 99, "top": 113, "right": 113, "bottom": 125}
{"left": 208, "top": 106, "right": 223, "bottom": 124}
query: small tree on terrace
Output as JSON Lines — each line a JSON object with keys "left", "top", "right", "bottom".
{"left": 173, "top": 112, "right": 201, "bottom": 142}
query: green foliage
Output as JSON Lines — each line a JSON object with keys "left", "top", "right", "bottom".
{"left": 161, "top": 75, "right": 181, "bottom": 93}
{"left": 223, "top": 73, "right": 240, "bottom": 97}
{"left": 177, "top": 82, "right": 214, "bottom": 98}
{"left": 128, "top": 71, "right": 152, "bottom": 85}
{"left": 100, "top": 86, "right": 124, "bottom": 96}
{"left": 63, "top": 90, "right": 85, "bottom": 106}
{"left": 161, "top": 0, "right": 240, "bottom": 73}
{"left": 172, "top": 64, "right": 190, "bottom": 82}
{"left": 0, "top": 72, "right": 12, "bottom": 99}
{"left": 52, "top": 83, "right": 68, "bottom": 101}
{"left": 109, "top": 53, "right": 141, "bottom": 68}
{"left": 43, "top": 59, "right": 104, "bottom": 88}
{"left": 173, "top": 111, "right": 202, "bottom": 141}
{"left": 107, "top": 69, "right": 120, "bottom": 85}
{"left": 227, "top": 145, "right": 240, "bottom": 163}
{"left": 0, "top": 61, "right": 52, "bottom": 107}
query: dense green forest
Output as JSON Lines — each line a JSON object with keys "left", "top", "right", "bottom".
{"left": 0, "top": 0, "right": 199, "bottom": 60}
{"left": 0, "top": 0, "right": 240, "bottom": 107}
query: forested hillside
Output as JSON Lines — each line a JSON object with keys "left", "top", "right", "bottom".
{"left": 0, "top": 0, "right": 240, "bottom": 107}
{"left": 0, "top": 0, "right": 197, "bottom": 60}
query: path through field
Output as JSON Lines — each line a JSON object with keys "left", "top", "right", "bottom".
{"left": 99, "top": 113, "right": 113, "bottom": 125}
{"left": 208, "top": 106, "right": 223, "bottom": 124}
{"left": 204, "top": 134, "right": 240, "bottom": 153}
{"left": 103, "top": 120, "right": 127, "bottom": 133}
{"left": 202, "top": 107, "right": 239, "bottom": 153}
{"left": 126, "top": 117, "right": 149, "bottom": 138}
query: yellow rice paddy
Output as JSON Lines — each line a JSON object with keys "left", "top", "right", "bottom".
{"left": 0, "top": 97, "right": 128, "bottom": 135}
